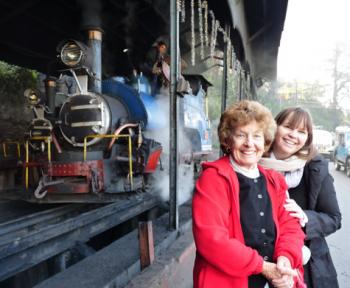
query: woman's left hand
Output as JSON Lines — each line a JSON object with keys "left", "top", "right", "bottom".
{"left": 284, "top": 198, "right": 308, "bottom": 227}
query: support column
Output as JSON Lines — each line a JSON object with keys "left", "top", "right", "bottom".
{"left": 138, "top": 221, "right": 155, "bottom": 270}
{"left": 169, "top": 0, "right": 179, "bottom": 230}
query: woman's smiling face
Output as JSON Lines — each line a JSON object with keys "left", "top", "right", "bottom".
{"left": 273, "top": 114, "right": 308, "bottom": 160}
{"left": 230, "top": 121, "right": 265, "bottom": 169}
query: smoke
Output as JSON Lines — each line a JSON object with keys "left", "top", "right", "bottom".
{"left": 151, "top": 163, "right": 194, "bottom": 206}
{"left": 123, "top": 1, "right": 138, "bottom": 50}
{"left": 145, "top": 93, "right": 195, "bottom": 205}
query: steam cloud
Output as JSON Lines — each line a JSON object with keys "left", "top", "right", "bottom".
{"left": 145, "top": 94, "right": 195, "bottom": 205}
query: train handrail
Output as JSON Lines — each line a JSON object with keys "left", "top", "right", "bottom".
{"left": 83, "top": 134, "right": 133, "bottom": 190}
{"left": 1, "top": 141, "right": 21, "bottom": 158}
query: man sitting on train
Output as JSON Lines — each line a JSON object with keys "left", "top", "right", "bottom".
{"left": 142, "top": 40, "right": 192, "bottom": 96}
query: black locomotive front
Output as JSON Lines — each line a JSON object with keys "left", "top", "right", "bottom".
{"left": 21, "top": 30, "right": 163, "bottom": 202}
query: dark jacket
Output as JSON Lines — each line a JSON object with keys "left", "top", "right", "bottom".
{"left": 290, "top": 155, "right": 342, "bottom": 288}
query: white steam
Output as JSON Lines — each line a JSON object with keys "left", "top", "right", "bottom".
{"left": 145, "top": 93, "right": 195, "bottom": 205}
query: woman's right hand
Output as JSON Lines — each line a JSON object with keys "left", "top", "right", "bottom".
{"left": 262, "top": 261, "right": 281, "bottom": 281}
{"left": 262, "top": 259, "right": 296, "bottom": 288}
{"left": 284, "top": 198, "right": 308, "bottom": 227}
{"left": 272, "top": 256, "right": 297, "bottom": 288}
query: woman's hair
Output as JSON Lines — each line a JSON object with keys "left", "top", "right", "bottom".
{"left": 272, "top": 107, "right": 317, "bottom": 160}
{"left": 218, "top": 100, "right": 276, "bottom": 155}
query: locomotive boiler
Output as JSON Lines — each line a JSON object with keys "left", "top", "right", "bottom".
{"left": 0, "top": 29, "right": 212, "bottom": 203}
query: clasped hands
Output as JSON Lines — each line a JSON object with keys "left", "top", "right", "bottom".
{"left": 262, "top": 256, "right": 297, "bottom": 288}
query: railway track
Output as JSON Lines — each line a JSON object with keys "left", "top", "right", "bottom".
{"left": 0, "top": 192, "right": 159, "bottom": 282}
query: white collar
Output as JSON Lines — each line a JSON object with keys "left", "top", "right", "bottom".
{"left": 229, "top": 155, "right": 260, "bottom": 179}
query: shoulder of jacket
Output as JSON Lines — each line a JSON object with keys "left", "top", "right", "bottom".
{"left": 308, "top": 154, "right": 327, "bottom": 167}
{"left": 202, "top": 156, "right": 232, "bottom": 177}
{"left": 259, "top": 166, "right": 287, "bottom": 193}
{"left": 259, "top": 166, "right": 283, "bottom": 181}
{"left": 306, "top": 155, "right": 328, "bottom": 176}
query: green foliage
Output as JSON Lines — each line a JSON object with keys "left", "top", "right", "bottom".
{"left": 204, "top": 66, "right": 241, "bottom": 148}
{"left": 257, "top": 81, "right": 282, "bottom": 116}
{"left": 204, "top": 67, "right": 240, "bottom": 121}
{"left": 258, "top": 80, "right": 345, "bottom": 131}
{"left": 0, "top": 61, "right": 38, "bottom": 105}
{"left": 204, "top": 67, "right": 347, "bottom": 137}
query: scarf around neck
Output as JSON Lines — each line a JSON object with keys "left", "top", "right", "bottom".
{"left": 259, "top": 153, "right": 306, "bottom": 172}
{"left": 259, "top": 153, "right": 307, "bottom": 188}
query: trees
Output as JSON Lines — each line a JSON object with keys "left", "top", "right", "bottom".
{"left": 0, "top": 61, "right": 37, "bottom": 104}
{"left": 0, "top": 61, "right": 37, "bottom": 140}
{"left": 329, "top": 44, "right": 350, "bottom": 109}
{"left": 258, "top": 79, "right": 344, "bottom": 131}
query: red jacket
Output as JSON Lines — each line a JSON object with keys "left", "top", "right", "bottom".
{"left": 192, "top": 156, "right": 305, "bottom": 288}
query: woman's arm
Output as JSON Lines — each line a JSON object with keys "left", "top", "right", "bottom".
{"left": 304, "top": 172, "right": 342, "bottom": 240}
{"left": 269, "top": 172, "right": 305, "bottom": 268}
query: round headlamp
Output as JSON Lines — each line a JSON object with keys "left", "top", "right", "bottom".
{"left": 24, "top": 88, "right": 41, "bottom": 105}
{"left": 60, "top": 41, "right": 84, "bottom": 67}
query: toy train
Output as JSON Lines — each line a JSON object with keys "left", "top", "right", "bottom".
{"left": 0, "top": 31, "right": 212, "bottom": 203}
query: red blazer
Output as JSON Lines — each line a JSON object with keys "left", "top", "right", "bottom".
{"left": 192, "top": 156, "right": 305, "bottom": 288}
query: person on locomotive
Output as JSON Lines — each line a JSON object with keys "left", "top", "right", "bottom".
{"left": 142, "top": 39, "right": 191, "bottom": 96}
{"left": 192, "top": 100, "right": 305, "bottom": 288}
{"left": 140, "top": 40, "right": 169, "bottom": 95}
{"left": 151, "top": 41, "right": 169, "bottom": 79}
{"left": 259, "top": 107, "right": 342, "bottom": 288}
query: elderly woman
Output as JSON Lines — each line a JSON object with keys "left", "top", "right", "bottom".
{"left": 192, "top": 101, "right": 305, "bottom": 288}
{"left": 260, "top": 107, "right": 342, "bottom": 288}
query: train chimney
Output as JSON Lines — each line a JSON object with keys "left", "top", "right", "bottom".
{"left": 45, "top": 77, "right": 56, "bottom": 112}
{"left": 87, "top": 29, "right": 102, "bottom": 94}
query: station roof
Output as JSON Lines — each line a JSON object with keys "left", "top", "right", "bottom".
{"left": 0, "top": 0, "right": 288, "bottom": 81}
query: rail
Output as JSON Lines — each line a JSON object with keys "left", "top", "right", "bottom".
{"left": 0, "top": 192, "right": 159, "bottom": 281}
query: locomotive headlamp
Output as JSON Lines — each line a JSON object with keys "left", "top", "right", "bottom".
{"left": 58, "top": 40, "right": 91, "bottom": 68}
{"left": 60, "top": 41, "right": 84, "bottom": 67}
{"left": 24, "top": 88, "right": 41, "bottom": 105}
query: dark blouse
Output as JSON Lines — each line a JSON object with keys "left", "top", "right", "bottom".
{"left": 237, "top": 172, "right": 276, "bottom": 288}
{"left": 288, "top": 176, "right": 308, "bottom": 210}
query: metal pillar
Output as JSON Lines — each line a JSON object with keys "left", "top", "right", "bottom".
{"left": 238, "top": 71, "right": 243, "bottom": 100}
{"left": 220, "top": 27, "right": 228, "bottom": 158}
{"left": 221, "top": 27, "right": 228, "bottom": 114}
{"left": 169, "top": 0, "right": 179, "bottom": 230}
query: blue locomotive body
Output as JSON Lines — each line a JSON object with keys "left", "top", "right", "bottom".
{"left": 102, "top": 76, "right": 211, "bottom": 152}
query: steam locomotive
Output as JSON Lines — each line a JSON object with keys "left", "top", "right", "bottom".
{"left": 0, "top": 30, "right": 212, "bottom": 203}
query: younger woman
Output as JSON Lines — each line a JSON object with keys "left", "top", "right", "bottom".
{"left": 260, "top": 107, "right": 342, "bottom": 288}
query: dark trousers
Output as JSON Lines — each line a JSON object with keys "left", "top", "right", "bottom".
{"left": 249, "top": 275, "right": 273, "bottom": 288}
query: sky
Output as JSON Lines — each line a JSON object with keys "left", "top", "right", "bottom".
{"left": 277, "top": 0, "right": 350, "bottom": 83}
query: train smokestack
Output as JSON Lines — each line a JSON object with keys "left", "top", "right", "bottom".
{"left": 87, "top": 29, "right": 102, "bottom": 93}
{"left": 78, "top": 0, "right": 102, "bottom": 93}
{"left": 45, "top": 77, "right": 56, "bottom": 112}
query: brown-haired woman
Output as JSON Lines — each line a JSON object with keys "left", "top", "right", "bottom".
{"left": 260, "top": 107, "right": 342, "bottom": 288}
